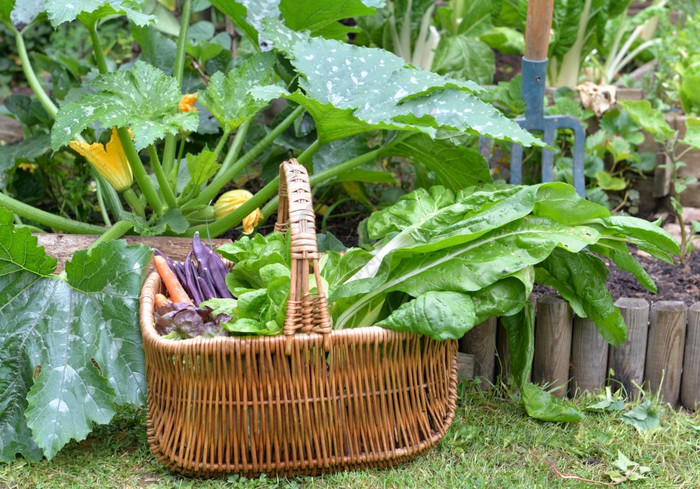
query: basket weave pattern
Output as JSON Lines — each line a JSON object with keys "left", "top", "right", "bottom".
{"left": 139, "top": 160, "right": 458, "bottom": 477}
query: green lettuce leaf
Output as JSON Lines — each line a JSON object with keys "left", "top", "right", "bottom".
{"left": 52, "top": 61, "right": 198, "bottom": 151}
{"left": 0, "top": 209, "right": 151, "bottom": 460}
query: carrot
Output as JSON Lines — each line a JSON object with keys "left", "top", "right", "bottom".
{"left": 154, "top": 293, "right": 171, "bottom": 307}
{"left": 154, "top": 255, "right": 193, "bottom": 305}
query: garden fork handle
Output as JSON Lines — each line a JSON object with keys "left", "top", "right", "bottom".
{"left": 524, "top": 0, "right": 555, "bottom": 61}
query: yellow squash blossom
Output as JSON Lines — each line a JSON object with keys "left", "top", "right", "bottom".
{"left": 178, "top": 92, "right": 198, "bottom": 113}
{"left": 70, "top": 127, "right": 133, "bottom": 192}
{"left": 214, "top": 189, "right": 264, "bottom": 234}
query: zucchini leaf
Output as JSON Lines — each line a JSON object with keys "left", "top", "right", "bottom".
{"left": 46, "top": 0, "right": 155, "bottom": 27}
{"left": 0, "top": 208, "right": 152, "bottom": 461}
{"left": 52, "top": 61, "right": 198, "bottom": 151}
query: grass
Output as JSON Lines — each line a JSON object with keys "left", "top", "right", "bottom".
{"left": 1, "top": 382, "right": 698, "bottom": 489}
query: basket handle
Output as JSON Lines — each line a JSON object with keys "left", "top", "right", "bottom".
{"left": 274, "top": 159, "right": 332, "bottom": 350}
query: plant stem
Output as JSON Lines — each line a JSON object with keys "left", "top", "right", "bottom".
{"left": 87, "top": 22, "right": 109, "bottom": 74}
{"left": 148, "top": 145, "right": 177, "bottom": 209}
{"left": 87, "top": 220, "right": 134, "bottom": 255}
{"left": 213, "top": 128, "right": 233, "bottom": 159}
{"left": 218, "top": 120, "right": 251, "bottom": 173}
{"left": 182, "top": 106, "right": 305, "bottom": 212}
{"left": 94, "top": 178, "right": 112, "bottom": 227}
{"left": 13, "top": 27, "right": 57, "bottom": 118}
{"left": 90, "top": 168, "right": 124, "bottom": 222}
{"left": 296, "top": 139, "right": 321, "bottom": 167}
{"left": 123, "top": 188, "right": 145, "bottom": 218}
{"left": 117, "top": 127, "right": 164, "bottom": 216}
{"left": 162, "top": 0, "right": 193, "bottom": 178}
{"left": 0, "top": 192, "right": 106, "bottom": 234}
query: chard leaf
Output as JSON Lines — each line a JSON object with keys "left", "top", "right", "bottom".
{"left": 376, "top": 291, "right": 475, "bottom": 341}
{"left": 0, "top": 209, "right": 151, "bottom": 460}
{"left": 536, "top": 248, "right": 626, "bottom": 346}
{"left": 593, "top": 215, "right": 680, "bottom": 260}
{"left": 280, "top": 0, "right": 384, "bottom": 40}
{"left": 533, "top": 182, "right": 611, "bottom": 225}
{"left": 680, "top": 117, "right": 700, "bottom": 149}
{"left": 589, "top": 240, "right": 657, "bottom": 293}
{"left": 199, "top": 52, "right": 280, "bottom": 133}
{"left": 500, "top": 300, "right": 535, "bottom": 388}
{"left": 521, "top": 382, "right": 585, "bottom": 422}
{"left": 472, "top": 267, "right": 534, "bottom": 323}
{"left": 333, "top": 216, "right": 598, "bottom": 329}
{"left": 52, "top": 61, "right": 198, "bottom": 151}
{"left": 46, "top": 0, "right": 155, "bottom": 27}
{"left": 381, "top": 132, "right": 492, "bottom": 191}
{"left": 433, "top": 35, "right": 494, "bottom": 85}
{"left": 263, "top": 20, "right": 540, "bottom": 146}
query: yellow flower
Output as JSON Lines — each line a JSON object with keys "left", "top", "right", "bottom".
{"left": 69, "top": 127, "right": 133, "bottom": 192}
{"left": 178, "top": 92, "right": 198, "bottom": 113}
{"left": 18, "top": 163, "right": 38, "bottom": 173}
{"left": 214, "top": 189, "right": 264, "bottom": 234}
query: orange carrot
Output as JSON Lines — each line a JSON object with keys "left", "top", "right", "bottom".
{"left": 154, "top": 255, "right": 193, "bottom": 305}
{"left": 154, "top": 293, "right": 171, "bottom": 307}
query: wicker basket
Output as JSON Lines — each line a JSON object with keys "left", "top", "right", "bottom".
{"left": 139, "top": 159, "right": 458, "bottom": 477}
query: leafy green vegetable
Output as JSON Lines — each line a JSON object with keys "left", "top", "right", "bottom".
{"left": 52, "top": 61, "right": 198, "bottom": 151}
{"left": 45, "top": 0, "right": 155, "bottom": 28}
{"left": 0, "top": 208, "right": 151, "bottom": 461}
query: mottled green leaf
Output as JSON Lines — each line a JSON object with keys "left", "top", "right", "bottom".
{"left": 0, "top": 209, "right": 151, "bottom": 460}
{"left": 8, "top": 0, "right": 43, "bottom": 30}
{"left": 263, "top": 20, "right": 540, "bottom": 146}
{"left": 52, "top": 61, "right": 198, "bottom": 151}
{"left": 46, "top": 0, "right": 155, "bottom": 27}
{"left": 199, "top": 52, "right": 279, "bottom": 133}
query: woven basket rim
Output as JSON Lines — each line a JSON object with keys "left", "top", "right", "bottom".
{"left": 140, "top": 270, "right": 421, "bottom": 351}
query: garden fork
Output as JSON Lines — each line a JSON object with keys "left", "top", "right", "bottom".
{"left": 482, "top": 0, "right": 586, "bottom": 196}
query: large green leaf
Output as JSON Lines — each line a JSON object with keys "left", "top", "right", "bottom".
{"left": 52, "top": 61, "right": 198, "bottom": 151}
{"left": 521, "top": 382, "right": 585, "bottom": 422}
{"left": 263, "top": 20, "right": 540, "bottom": 146}
{"left": 280, "top": 0, "right": 383, "bottom": 40}
{"left": 680, "top": 117, "right": 700, "bottom": 149}
{"left": 199, "top": 52, "right": 280, "bottom": 133}
{"left": 433, "top": 35, "right": 495, "bottom": 85}
{"left": 376, "top": 291, "right": 475, "bottom": 340}
{"left": 7, "top": 0, "right": 43, "bottom": 30}
{"left": 46, "top": 0, "right": 155, "bottom": 27}
{"left": 536, "top": 248, "right": 626, "bottom": 346}
{"left": 0, "top": 209, "right": 152, "bottom": 460}
{"left": 500, "top": 301, "right": 534, "bottom": 387}
{"left": 383, "top": 133, "right": 492, "bottom": 191}
{"left": 618, "top": 100, "right": 675, "bottom": 143}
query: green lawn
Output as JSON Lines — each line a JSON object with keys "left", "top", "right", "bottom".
{"left": 2, "top": 383, "right": 698, "bottom": 489}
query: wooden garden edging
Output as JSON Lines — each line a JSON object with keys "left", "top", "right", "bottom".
{"left": 458, "top": 296, "right": 700, "bottom": 410}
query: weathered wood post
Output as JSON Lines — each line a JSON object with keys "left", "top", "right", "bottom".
{"left": 609, "top": 298, "right": 650, "bottom": 397}
{"left": 459, "top": 317, "right": 497, "bottom": 390}
{"left": 681, "top": 302, "right": 700, "bottom": 410}
{"left": 533, "top": 295, "right": 572, "bottom": 398}
{"left": 570, "top": 317, "right": 608, "bottom": 395}
{"left": 645, "top": 301, "right": 687, "bottom": 407}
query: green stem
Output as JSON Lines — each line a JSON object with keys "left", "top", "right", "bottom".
{"left": 123, "top": 188, "right": 145, "bottom": 218}
{"left": 117, "top": 127, "right": 164, "bottom": 216}
{"left": 0, "top": 192, "right": 106, "bottom": 234}
{"left": 87, "top": 22, "right": 109, "bottom": 74}
{"left": 163, "top": 0, "right": 193, "bottom": 178}
{"left": 94, "top": 178, "right": 112, "bottom": 227}
{"left": 13, "top": 27, "right": 57, "bottom": 118}
{"left": 218, "top": 120, "right": 251, "bottom": 174}
{"left": 182, "top": 106, "right": 305, "bottom": 212}
{"left": 296, "top": 139, "right": 321, "bottom": 168}
{"left": 87, "top": 220, "right": 134, "bottom": 254}
{"left": 90, "top": 168, "right": 124, "bottom": 221}
{"left": 148, "top": 145, "right": 177, "bottom": 209}
{"left": 213, "top": 129, "right": 233, "bottom": 159}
